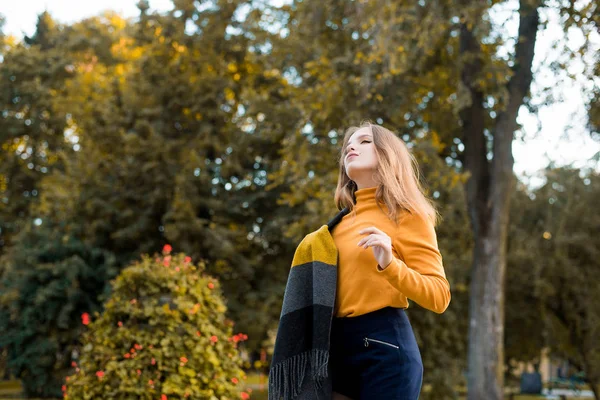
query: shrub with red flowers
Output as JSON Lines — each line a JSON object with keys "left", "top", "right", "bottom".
{"left": 64, "top": 245, "right": 251, "bottom": 399}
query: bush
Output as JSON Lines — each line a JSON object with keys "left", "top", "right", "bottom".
{"left": 65, "top": 245, "right": 250, "bottom": 399}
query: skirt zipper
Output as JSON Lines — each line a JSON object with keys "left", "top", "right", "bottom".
{"left": 364, "top": 337, "right": 399, "bottom": 349}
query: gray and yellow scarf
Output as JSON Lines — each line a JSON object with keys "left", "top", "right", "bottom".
{"left": 268, "top": 207, "right": 350, "bottom": 400}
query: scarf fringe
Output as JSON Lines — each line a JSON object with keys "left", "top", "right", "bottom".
{"left": 268, "top": 349, "right": 329, "bottom": 400}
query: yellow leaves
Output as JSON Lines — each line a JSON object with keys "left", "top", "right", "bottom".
{"left": 389, "top": 67, "right": 403, "bottom": 76}
{"left": 109, "top": 14, "right": 127, "bottom": 31}
{"left": 130, "top": 46, "right": 145, "bottom": 60}
{"left": 396, "top": 46, "right": 405, "bottom": 52}
{"left": 224, "top": 88, "right": 236, "bottom": 102}
{"left": 227, "top": 63, "right": 238, "bottom": 73}
{"left": 115, "top": 64, "right": 125, "bottom": 76}
{"left": 155, "top": 26, "right": 163, "bottom": 37}
{"left": 264, "top": 68, "right": 280, "bottom": 77}
{"left": 451, "top": 172, "right": 469, "bottom": 188}
{"left": 111, "top": 37, "right": 130, "bottom": 57}
{"left": 318, "top": 56, "right": 330, "bottom": 66}
{"left": 227, "top": 63, "right": 242, "bottom": 80}
{"left": 245, "top": 63, "right": 257, "bottom": 74}
{"left": 110, "top": 38, "right": 145, "bottom": 70}
{"left": 195, "top": 113, "right": 203, "bottom": 121}
{"left": 356, "top": 51, "right": 365, "bottom": 60}
{"left": 367, "top": 54, "right": 383, "bottom": 64}
{"left": 2, "top": 140, "right": 20, "bottom": 153}
{"left": 0, "top": 174, "right": 7, "bottom": 193}
{"left": 430, "top": 130, "right": 446, "bottom": 153}
{"left": 3, "top": 35, "right": 18, "bottom": 50}
{"left": 172, "top": 42, "right": 187, "bottom": 53}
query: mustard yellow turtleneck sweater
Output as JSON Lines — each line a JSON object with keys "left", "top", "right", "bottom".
{"left": 332, "top": 186, "right": 451, "bottom": 317}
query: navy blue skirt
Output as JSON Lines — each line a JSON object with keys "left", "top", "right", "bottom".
{"left": 330, "top": 307, "right": 423, "bottom": 400}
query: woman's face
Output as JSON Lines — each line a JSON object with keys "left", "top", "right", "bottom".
{"left": 343, "top": 127, "right": 378, "bottom": 186}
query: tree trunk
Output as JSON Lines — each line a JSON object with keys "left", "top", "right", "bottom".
{"left": 590, "top": 383, "right": 599, "bottom": 400}
{"left": 459, "top": 1, "right": 540, "bottom": 399}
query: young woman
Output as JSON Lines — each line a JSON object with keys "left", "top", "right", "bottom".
{"left": 329, "top": 121, "right": 451, "bottom": 400}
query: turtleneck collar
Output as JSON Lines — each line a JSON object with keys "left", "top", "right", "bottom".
{"left": 354, "top": 186, "right": 377, "bottom": 206}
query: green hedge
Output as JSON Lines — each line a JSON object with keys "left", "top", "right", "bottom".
{"left": 65, "top": 245, "right": 250, "bottom": 399}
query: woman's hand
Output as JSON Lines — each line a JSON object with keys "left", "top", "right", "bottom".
{"left": 357, "top": 227, "right": 393, "bottom": 270}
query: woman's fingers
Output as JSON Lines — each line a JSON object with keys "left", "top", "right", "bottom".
{"left": 362, "top": 238, "right": 384, "bottom": 248}
{"left": 357, "top": 233, "right": 379, "bottom": 247}
{"left": 358, "top": 226, "right": 386, "bottom": 236}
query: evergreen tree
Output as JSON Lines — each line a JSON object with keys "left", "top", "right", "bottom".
{"left": 0, "top": 221, "right": 117, "bottom": 397}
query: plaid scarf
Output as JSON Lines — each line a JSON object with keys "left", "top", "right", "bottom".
{"left": 268, "top": 207, "right": 350, "bottom": 400}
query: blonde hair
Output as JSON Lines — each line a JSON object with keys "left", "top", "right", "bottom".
{"left": 334, "top": 120, "right": 440, "bottom": 226}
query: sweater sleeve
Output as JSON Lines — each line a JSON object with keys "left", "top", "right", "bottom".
{"left": 376, "top": 212, "right": 451, "bottom": 314}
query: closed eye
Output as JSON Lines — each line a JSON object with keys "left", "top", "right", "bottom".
{"left": 344, "top": 140, "right": 371, "bottom": 156}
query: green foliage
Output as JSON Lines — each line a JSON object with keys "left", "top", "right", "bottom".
{"left": 505, "top": 181, "right": 549, "bottom": 366}
{"left": 0, "top": 11, "right": 75, "bottom": 257}
{"left": 534, "top": 168, "right": 600, "bottom": 387}
{"left": 64, "top": 246, "right": 250, "bottom": 400}
{"left": 0, "top": 221, "right": 117, "bottom": 398}
{"left": 505, "top": 167, "right": 600, "bottom": 391}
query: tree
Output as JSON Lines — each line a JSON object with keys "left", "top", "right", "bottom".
{"left": 0, "top": 221, "right": 117, "bottom": 397}
{"left": 36, "top": 2, "right": 294, "bottom": 353}
{"left": 503, "top": 166, "right": 600, "bottom": 399}
{"left": 504, "top": 181, "right": 547, "bottom": 371}
{"left": 0, "top": 11, "right": 75, "bottom": 257}
{"left": 534, "top": 167, "right": 600, "bottom": 398}
{"left": 457, "top": 1, "right": 541, "bottom": 398}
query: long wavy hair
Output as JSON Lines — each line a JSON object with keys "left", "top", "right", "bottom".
{"left": 334, "top": 120, "right": 440, "bottom": 227}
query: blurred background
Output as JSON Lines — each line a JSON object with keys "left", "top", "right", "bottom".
{"left": 0, "top": 0, "right": 598, "bottom": 399}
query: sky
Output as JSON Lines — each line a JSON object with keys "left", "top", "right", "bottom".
{"left": 2, "top": 0, "right": 599, "bottom": 190}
